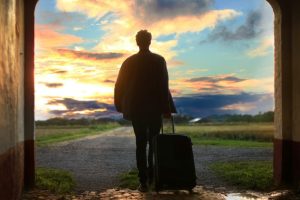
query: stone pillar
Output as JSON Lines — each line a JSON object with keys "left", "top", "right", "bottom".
{"left": 291, "top": 0, "right": 300, "bottom": 186}
{"left": 272, "top": 0, "right": 300, "bottom": 186}
{"left": 24, "top": 0, "right": 38, "bottom": 190}
{"left": 272, "top": 0, "right": 293, "bottom": 185}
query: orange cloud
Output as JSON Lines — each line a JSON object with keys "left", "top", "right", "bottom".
{"left": 247, "top": 36, "right": 274, "bottom": 57}
{"left": 170, "top": 74, "right": 274, "bottom": 96}
{"left": 35, "top": 45, "right": 124, "bottom": 86}
{"left": 220, "top": 102, "right": 257, "bottom": 112}
{"left": 56, "top": 49, "right": 125, "bottom": 61}
{"left": 35, "top": 24, "right": 83, "bottom": 50}
{"left": 56, "top": 0, "right": 130, "bottom": 19}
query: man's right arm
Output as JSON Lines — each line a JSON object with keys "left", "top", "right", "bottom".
{"left": 114, "top": 61, "right": 127, "bottom": 112}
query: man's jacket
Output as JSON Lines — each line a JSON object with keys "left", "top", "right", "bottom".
{"left": 114, "top": 50, "right": 176, "bottom": 120}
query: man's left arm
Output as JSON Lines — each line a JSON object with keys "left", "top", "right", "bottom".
{"left": 159, "top": 58, "right": 172, "bottom": 117}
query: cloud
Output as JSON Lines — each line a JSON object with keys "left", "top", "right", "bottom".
{"left": 104, "top": 79, "right": 115, "bottom": 84}
{"left": 48, "top": 98, "right": 115, "bottom": 110}
{"left": 47, "top": 98, "right": 118, "bottom": 119}
{"left": 56, "top": 49, "right": 124, "bottom": 60}
{"left": 52, "top": 70, "right": 68, "bottom": 74}
{"left": 36, "top": 10, "right": 85, "bottom": 27}
{"left": 246, "top": 36, "right": 274, "bottom": 57}
{"left": 56, "top": 0, "right": 214, "bottom": 21}
{"left": 203, "top": 11, "right": 262, "bottom": 43}
{"left": 150, "top": 10, "right": 238, "bottom": 36}
{"left": 134, "top": 0, "right": 214, "bottom": 22}
{"left": 44, "top": 83, "right": 64, "bottom": 88}
{"left": 173, "top": 74, "right": 248, "bottom": 94}
{"left": 73, "top": 27, "right": 83, "bottom": 31}
{"left": 188, "top": 75, "right": 246, "bottom": 83}
{"left": 56, "top": 0, "right": 128, "bottom": 19}
{"left": 170, "top": 75, "right": 274, "bottom": 96}
{"left": 48, "top": 108, "right": 119, "bottom": 119}
{"left": 220, "top": 102, "right": 256, "bottom": 112}
{"left": 174, "top": 92, "right": 274, "bottom": 117}
{"left": 35, "top": 25, "right": 84, "bottom": 50}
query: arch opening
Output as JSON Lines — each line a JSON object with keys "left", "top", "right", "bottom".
{"left": 29, "top": 1, "right": 280, "bottom": 192}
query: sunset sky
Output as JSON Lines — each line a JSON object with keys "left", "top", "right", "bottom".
{"left": 35, "top": 0, "right": 274, "bottom": 120}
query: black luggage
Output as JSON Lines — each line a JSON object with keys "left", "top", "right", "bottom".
{"left": 153, "top": 117, "right": 196, "bottom": 192}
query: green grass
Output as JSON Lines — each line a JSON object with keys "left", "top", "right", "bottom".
{"left": 36, "top": 167, "right": 75, "bottom": 194}
{"left": 192, "top": 139, "right": 272, "bottom": 148}
{"left": 172, "top": 123, "right": 274, "bottom": 148}
{"left": 36, "top": 123, "right": 119, "bottom": 146}
{"left": 118, "top": 162, "right": 274, "bottom": 191}
{"left": 211, "top": 161, "right": 274, "bottom": 190}
{"left": 118, "top": 169, "right": 139, "bottom": 190}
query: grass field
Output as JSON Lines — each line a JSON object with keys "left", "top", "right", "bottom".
{"left": 172, "top": 123, "right": 274, "bottom": 148}
{"left": 211, "top": 161, "right": 274, "bottom": 190}
{"left": 36, "top": 123, "right": 119, "bottom": 146}
{"left": 36, "top": 122, "right": 274, "bottom": 147}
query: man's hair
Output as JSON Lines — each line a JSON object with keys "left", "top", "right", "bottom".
{"left": 136, "top": 30, "right": 152, "bottom": 47}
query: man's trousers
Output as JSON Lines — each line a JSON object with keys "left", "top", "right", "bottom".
{"left": 132, "top": 117, "right": 161, "bottom": 184}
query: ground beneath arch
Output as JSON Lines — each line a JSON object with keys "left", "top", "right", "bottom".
{"left": 36, "top": 127, "right": 272, "bottom": 192}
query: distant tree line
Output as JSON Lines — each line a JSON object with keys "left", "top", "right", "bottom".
{"left": 173, "top": 114, "right": 193, "bottom": 123}
{"left": 198, "top": 111, "right": 274, "bottom": 123}
{"left": 35, "top": 117, "right": 118, "bottom": 126}
{"left": 36, "top": 111, "right": 274, "bottom": 126}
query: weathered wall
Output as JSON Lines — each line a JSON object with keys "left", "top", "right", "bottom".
{"left": 0, "top": 0, "right": 25, "bottom": 199}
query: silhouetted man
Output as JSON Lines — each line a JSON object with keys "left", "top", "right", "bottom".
{"left": 114, "top": 30, "right": 176, "bottom": 192}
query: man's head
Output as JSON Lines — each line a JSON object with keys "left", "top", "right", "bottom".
{"left": 136, "top": 30, "right": 152, "bottom": 49}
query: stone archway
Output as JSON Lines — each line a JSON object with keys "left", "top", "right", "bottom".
{"left": 2, "top": 0, "right": 300, "bottom": 199}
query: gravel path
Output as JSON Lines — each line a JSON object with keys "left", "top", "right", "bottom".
{"left": 36, "top": 127, "right": 273, "bottom": 192}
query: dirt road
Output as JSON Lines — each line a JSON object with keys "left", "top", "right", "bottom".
{"left": 36, "top": 127, "right": 272, "bottom": 192}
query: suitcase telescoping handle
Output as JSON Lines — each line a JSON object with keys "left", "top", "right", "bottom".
{"left": 161, "top": 115, "right": 175, "bottom": 134}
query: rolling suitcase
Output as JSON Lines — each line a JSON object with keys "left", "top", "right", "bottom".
{"left": 153, "top": 116, "right": 196, "bottom": 192}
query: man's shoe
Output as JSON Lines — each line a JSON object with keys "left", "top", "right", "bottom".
{"left": 137, "top": 184, "right": 148, "bottom": 193}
